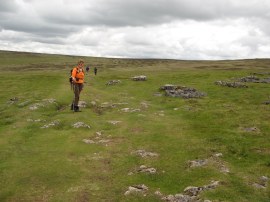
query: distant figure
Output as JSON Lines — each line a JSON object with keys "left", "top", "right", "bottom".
{"left": 71, "top": 59, "right": 85, "bottom": 112}
{"left": 86, "top": 66, "right": 90, "bottom": 73}
{"left": 94, "top": 67, "right": 97, "bottom": 75}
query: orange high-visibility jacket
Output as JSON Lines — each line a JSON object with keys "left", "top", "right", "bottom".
{"left": 72, "top": 67, "right": 84, "bottom": 84}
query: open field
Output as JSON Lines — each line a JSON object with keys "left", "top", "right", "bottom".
{"left": 0, "top": 50, "right": 269, "bottom": 201}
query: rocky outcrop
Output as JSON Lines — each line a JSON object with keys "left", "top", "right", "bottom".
{"left": 160, "top": 84, "right": 206, "bottom": 98}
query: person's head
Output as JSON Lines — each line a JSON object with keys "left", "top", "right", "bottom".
{"left": 78, "top": 59, "right": 84, "bottom": 67}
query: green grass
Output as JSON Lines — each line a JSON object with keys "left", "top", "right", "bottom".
{"left": 0, "top": 50, "right": 270, "bottom": 201}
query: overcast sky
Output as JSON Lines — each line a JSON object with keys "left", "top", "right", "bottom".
{"left": 0, "top": 0, "right": 269, "bottom": 60}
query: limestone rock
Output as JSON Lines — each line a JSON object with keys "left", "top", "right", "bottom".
{"left": 160, "top": 85, "right": 206, "bottom": 98}
{"left": 132, "top": 149, "right": 159, "bottom": 158}
{"left": 132, "top": 75, "right": 147, "bottom": 81}
{"left": 124, "top": 184, "right": 148, "bottom": 196}
{"left": 106, "top": 80, "right": 121, "bottom": 85}
{"left": 215, "top": 81, "right": 248, "bottom": 88}
{"left": 73, "top": 122, "right": 91, "bottom": 129}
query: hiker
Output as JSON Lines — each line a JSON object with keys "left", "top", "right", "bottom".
{"left": 71, "top": 59, "right": 85, "bottom": 112}
{"left": 94, "top": 67, "right": 97, "bottom": 75}
{"left": 86, "top": 66, "right": 90, "bottom": 73}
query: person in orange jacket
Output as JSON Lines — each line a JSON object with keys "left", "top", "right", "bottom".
{"left": 71, "top": 59, "right": 85, "bottom": 112}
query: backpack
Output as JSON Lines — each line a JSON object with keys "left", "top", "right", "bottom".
{"left": 69, "top": 69, "right": 73, "bottom": 83}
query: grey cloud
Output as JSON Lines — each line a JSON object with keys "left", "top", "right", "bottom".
{"left": 0, "top": 0, "right": 18, "bottom": 12}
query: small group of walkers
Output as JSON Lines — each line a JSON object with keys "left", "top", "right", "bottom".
{"left": 70, "top": 59, "right": 97, "bottom": 112}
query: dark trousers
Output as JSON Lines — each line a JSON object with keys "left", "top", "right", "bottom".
{"left": 73, "top": 83, "right": 83, "bottom": 106}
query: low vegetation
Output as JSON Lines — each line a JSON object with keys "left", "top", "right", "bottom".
{"left": 0, "top": 50, "right": 269, "bottom": 201}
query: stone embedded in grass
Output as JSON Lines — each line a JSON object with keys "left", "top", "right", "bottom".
{"left": 73, "top": 122, "right": 91, "bottom": 129}
{"left": 78, "top": 101, "right": 87, "bottom": 108}
{"left": 160, "top": 85, "right": 206, "bottom": 98}
{"left": 188, "top": 154, "right": 230, "bottom": 174}
{"left": 82, "top": 139, "right": 95, "bottom": 144}
{"left": 161, "top": 181, "right": 220, "bottom": 201}
{"left": 262, "top": 100, "right": 270, "bottom": 105}
{"left": 137, "top": 165, "right": 157, "bottom": 174}
{"left": 252, "top": 176, "right": 269, "bottom": 189}
{"left": 184, "top": 181, "right": 220, "bottom": 196}
{"left": 29, "top": 98, "right": 57, "bottom": 110}
{"left": 162, "top": 194, "right": 198, "bottom": 202}
{"left": 29, "top": 103, "right": 45, "bottom": 110}
{"left": 188, "top": 159, "right": 208, "bottom": 168}
{"left": 40, "top": 120, "right": 60, "bottom": 128}
{"left": 214, "top": 81, "right": 248, "bottom": 88}
{"left": 241, "top": 127, "right": 260, "bottom": 133}
{"left": 239, "top": 75, "right": 270, "bottom": 83}
{"left": 124, "top": 184, "right": 148, "bottom": 196}
{"left": 106, "top": 80, "right": 121, "bottom": 85}
{"left": 132, "top": 149, "right": 159, "bottom": 158}
{"left": 108, "top": 121, "right": 122, "bottom": 125}
{"left": 132, "top": 75, "right": 147, "bottom": 81}
{"left": 120, "top": 108, "right": 141, "bottom": 113}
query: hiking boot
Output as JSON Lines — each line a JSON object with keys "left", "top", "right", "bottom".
{"left": 74, "top": 106, "right": 81, "bottom": 112}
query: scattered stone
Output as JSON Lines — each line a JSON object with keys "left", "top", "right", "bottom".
{"left": 184, "top": 186, "right": 204, "bottom": 196}
{"left": 188, "top": 159, "right": 208, "bottom": 168}
{"left": 188, "top": 154, "right": 230, "bottom": 174}
{"left": 82, "top": 139, "right": 95, "bottom": 144}
{"left": 160, "top": 85, "right": 206, "bottom": 98}
{"left": 29, "top": 103, "right": 45, "bottom": 110}
{"left": 73, "top": 122, "right": 91, "bottom": 129}
{"left": 161, "top": 181, "right": 219, "bottom": 201}
{"left": 253, "top": 176, "right": 269, "bottom": 189}
{"left": 10, "top": 97, "right": 19, "bottom": 101}
{"left": 90, "top": 101, "right": 97, "bottom": 106}
{"left": 132, "top": 149, "right": 159, "bottom": 158}
{"left": 262, "top": 100, "right": 270, "bottom": 105}
{"left": 82, "top": 138, "right": 110, "bottom": 145}
{"left": 239, "top": 75, "right": 270, "bottom": 83}
{"left": 121, "top": 108, "right": 141, "bottom": 113}
{"left": 7, "top": 97, "right": 19, "bottom": 105}
{"left": 98, "top": 139, "right": 110, "bottom": 144}
{"left": 184, "top": 181, "right": 220, "bottom": 196}
{"left": 96, "top": 131, "right": 102, "bottom": 136}
{"left": 78, "top": 101, "right": 87, "bottom": 108}
{"left": 213, "top": 153, "right": 223, "bottom": 157}
{"left": 43, "top": 98, "right": 56, "bottom": 104}
{"left": 154, "top": 189, "right": 163, "bottom": 197}
{"left": 124, "top": 184, "right": 148, "bottom": 196}
{"left": 100, "top": 102, "right": 115, "bottom": 108}
{"left": 242, "top": 127, "right": 260, "bottom": 133}
{"left": 41, "top": 120, "right": 60, "bottom": 129}
{"left": 27, "top": 118, "right": 43, "bottom": 122}
{"left": 29, "top": 98, "right": 57, "bottom": 110}
{"left": 132, "top": 75, "right": 147, "bottom": 81}
{"left": 137, "top": 165, "right": 157, "bottom": 174}
{"left": 108, "top": 121, "right": 122, "bottom": 125}
{"left": 140, "top": 101, "right": 149, "bottom": 109}
{"left": 214, "top": 81, "right": 248, "bottom": 88}
{"left": 106, "top": 80, "right": 121, "bottom": 85}
{"left": 162, "top": 194, "right": 197, "bottom": 202}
